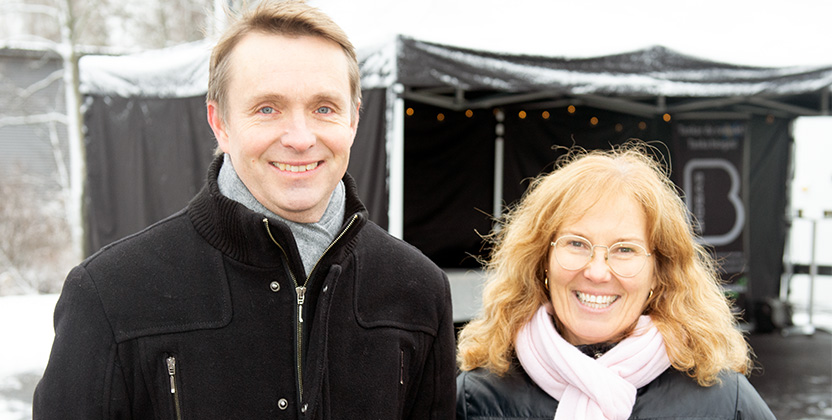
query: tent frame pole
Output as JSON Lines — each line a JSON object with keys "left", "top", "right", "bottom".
{"left": 388, "top": 84, "right": 405, "bottom": 239}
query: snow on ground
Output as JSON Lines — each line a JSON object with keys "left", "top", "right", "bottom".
{"left": 0, "top": 294, "right": 57, "bottom": 420}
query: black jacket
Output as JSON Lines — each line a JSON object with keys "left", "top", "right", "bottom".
{"left": 34, "top": 157, "right": 456, "bottom": 419}
{"left": 457, "top": 365, "right": 776, "bottom": 419}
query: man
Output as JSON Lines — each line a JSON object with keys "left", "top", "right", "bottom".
{"left": 33, "top": 1, "right": 456, "bottom": 418}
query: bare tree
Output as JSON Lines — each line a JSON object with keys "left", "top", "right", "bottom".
{"left": 1, "top": 0, "right": 86, "bottom": 269}
{"left": 0, "top": 165, "right": 74, "bottom": 295}
{"left": 0, "top": 0, "right": 217, "bottom": 295}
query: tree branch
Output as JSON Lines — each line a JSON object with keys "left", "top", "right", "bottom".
{"left": 0, "top": 112, "right": 67, "bottom": 127}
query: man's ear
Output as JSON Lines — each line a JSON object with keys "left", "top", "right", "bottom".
{"left": 207, "top": 101, "right": 230, "bottom": 153}
{"left": 350, "top": 102, "right": 361, "bottom": 136}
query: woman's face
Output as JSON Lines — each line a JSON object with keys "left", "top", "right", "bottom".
{"left": 547, "top": 194, "right": 656, "bottom": 345}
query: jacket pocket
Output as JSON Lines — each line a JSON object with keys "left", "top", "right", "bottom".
{"left": 165, "top": 356, "right": 183, "bottom": 420}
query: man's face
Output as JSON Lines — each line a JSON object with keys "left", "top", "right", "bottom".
{"left": 208, "top": 32, "right": 359, "bottom": 223}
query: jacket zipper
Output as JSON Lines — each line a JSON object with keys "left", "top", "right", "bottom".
{"left": 400, "top": 349, "right": 405, "bottom": 385}
{"left": 166, "top": 356, "right": 182, "bottom": 420}
{"left": 263, "top": 214, "right": 358, "bottom": 406}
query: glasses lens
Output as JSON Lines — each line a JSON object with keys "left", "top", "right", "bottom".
{"left": 554, "top": 236, "right": 592, "bottom": 270}
{"left": 553, "top": 237, "right": 649, "bottom": 277}
{"left": 608, "top": 243, "right": 648, "bottom": 277}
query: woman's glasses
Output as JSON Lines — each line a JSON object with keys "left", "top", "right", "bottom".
{"left": 551, "top": 235, "right": 652, "bottom": 278}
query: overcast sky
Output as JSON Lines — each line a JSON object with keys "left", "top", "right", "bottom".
{"left": 309, "top": 0, "right": 832, "bottom": 68}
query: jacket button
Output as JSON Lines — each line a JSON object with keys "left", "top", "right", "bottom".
{"left": 278, "top": 398, "right": 288, "bottom": 410}
{"left": 301, "top": 403, "right": 308, "bottom": 413}
{"left": 270, "top": 281, "right": 281, "bottom": 292}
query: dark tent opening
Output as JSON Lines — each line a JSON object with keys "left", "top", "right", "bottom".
{"left": 402, "top": 97, "right": 793, "bottom": 324}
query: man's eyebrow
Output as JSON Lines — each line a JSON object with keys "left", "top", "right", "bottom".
{"left": 248, "top": 93, "right": 288, "bottom": 105}
{"left": 247, "top": 92, "right": 348, "bottom": 107}
{"left": 310, "top": 91, "right": 350, "bottom": 105}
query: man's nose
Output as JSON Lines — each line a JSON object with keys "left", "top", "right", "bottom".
{"left": 281, "top": 112, "right": 316, "bottom": 151}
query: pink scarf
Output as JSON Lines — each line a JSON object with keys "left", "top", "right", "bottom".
{"left": 515, "top": 304, "right": 671, "bottom": 420}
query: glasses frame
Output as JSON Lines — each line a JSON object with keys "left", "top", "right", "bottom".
{"left": 550, "top": 234, "right": 652, "bottom": 278}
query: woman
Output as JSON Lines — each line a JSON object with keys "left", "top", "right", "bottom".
{"left": 456, "top": 142, "right": 775, "bottom": 419}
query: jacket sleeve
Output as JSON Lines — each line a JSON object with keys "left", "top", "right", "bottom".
{"left": 33, "top": 265, "right": 128, "bottom": 419}
{"left": 436, "top": 274, "right": 457, "bottom": 419}
{"left": 408, "top": 272, "right": 456, "bottom": 420}
{"left": 736, "top": 374, "right": 777, "bottom": 420}
{"left": 456, "top": 370, "right": 470, "bottom": 420}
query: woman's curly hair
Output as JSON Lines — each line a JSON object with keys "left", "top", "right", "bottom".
{"left": 456, "top": 140, "right": 752, "bottom": 386}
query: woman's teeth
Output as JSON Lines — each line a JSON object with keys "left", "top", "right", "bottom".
{"left": 576, "top": 291, "right": 618, "bottom": 309}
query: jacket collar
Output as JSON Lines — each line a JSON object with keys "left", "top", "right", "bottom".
{"left": 187, "top": 154, "right": 368, "bottom": 268}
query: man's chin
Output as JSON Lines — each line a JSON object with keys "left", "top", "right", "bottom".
{"left": 269, "top": 199, "right": 326, "bottom": 224}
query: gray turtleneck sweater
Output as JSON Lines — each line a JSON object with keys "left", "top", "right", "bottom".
{"left": 217, "top": 153, "right": 345, "bottom": 277}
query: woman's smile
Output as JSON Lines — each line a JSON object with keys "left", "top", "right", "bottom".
{"left": 575, "top": 291, "right": 619, "bottom": 310}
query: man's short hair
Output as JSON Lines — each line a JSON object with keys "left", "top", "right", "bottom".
{"left": 207, "top": 0, "right": 362, "bottom": 122}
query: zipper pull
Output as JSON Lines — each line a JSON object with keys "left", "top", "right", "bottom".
{"left": 296, "top": 286, "right": 307, "bottom": 323}
{"left": 166, "top": 357, "right": 177, "bottom": 394}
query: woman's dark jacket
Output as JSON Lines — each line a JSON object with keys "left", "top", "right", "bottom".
{"left": 34, "top": 157, "right": 456, "bottom": 419}
{"left": 457, "top": 365, "right": 776, "bottom": 419}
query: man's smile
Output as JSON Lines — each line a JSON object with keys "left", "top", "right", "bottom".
{"left": 271, "top": 161, "right": 320, "bottom": 173}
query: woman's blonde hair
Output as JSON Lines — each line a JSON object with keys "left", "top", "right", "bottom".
{"left": 456, "top": 140, "right": 752, "bottom": 386}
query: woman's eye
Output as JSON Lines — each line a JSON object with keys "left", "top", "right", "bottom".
{"left": 568, "top": 240, "right": 587, "bottom": 249}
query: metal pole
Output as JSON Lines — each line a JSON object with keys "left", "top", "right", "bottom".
{"left": 387, "top": 85, "right": 405, "bottom": 239}
{"left": 807, "top": 219, "right": 817, "bottom": 332}
{"left": 493, "top": 110, "right": 505, "bottom": 224}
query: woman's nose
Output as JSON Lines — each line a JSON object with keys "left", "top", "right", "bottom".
{"left": 583, "top": 247, "right": 613, "bottom": 281}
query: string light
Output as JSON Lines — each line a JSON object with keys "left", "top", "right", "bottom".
{"left": 638, "top": 121, "right": 647, "bottom": 130}
{"left": 662, "top": 113, "right": 671, "bottom": 122}
{"left": 567, "top": 105, "right": 576, "bottom": 114}
{"left": 615, "top": 123, "right": 624, "bottom": 132}
{"left": 465, "top": 109, "right": 474, "bottom": 118}
{"left": 406, "top": 108, "right": 414, "bottom": 116}
{"left": 542, "top": 111, "right": 550, "bottom": 119}
{"left": 437, "top": 113, "right": 445, "bottom": 122}
{"left": 590, "top": 117, "right": 599, "bottom": 126}
{"left": 518, "top": 110, "right": 527, "bottom": 119}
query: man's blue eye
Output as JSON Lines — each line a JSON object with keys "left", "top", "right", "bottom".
{"left": 260, "top": 107, "right": 275, "bottom": 114}
{"left": 316, "top": 106, "right": 332, "bottom": 114}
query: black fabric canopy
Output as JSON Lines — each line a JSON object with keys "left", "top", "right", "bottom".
{"left": 386, "top": 37, "right": 832, "bottom": 116}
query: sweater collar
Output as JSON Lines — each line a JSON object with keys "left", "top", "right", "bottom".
{"left": 187, "top": 154, "right": 368, "bottom": 268}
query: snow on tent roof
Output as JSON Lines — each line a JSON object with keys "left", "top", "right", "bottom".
{"left": 395, "top": 36, "right": 832, "bottom": 98}
{"left": 79, "top": 40, "right": 212, "bottom": 98}
{"left": 79, "top": 35, "right": 832, "bottom": 108}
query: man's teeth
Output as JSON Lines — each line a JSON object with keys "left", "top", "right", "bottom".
{"left": 273, "top": 162, "right": 318, "bottom": 172}
{"left": 576, "top": 291, "right": 618, "bottom": 309}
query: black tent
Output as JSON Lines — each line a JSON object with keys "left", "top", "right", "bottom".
{"left": 79, "top": 36, "right": 832, "bottom": 325}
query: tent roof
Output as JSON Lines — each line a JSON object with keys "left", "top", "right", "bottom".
{"left": 79, "top": 40, "right": 212, "bottom": 98}
{"left": 381, "top": 37, "right": 832, "bottom": 117}
{"left": 79, "top": 35, "right": 832, "bottom": 118}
